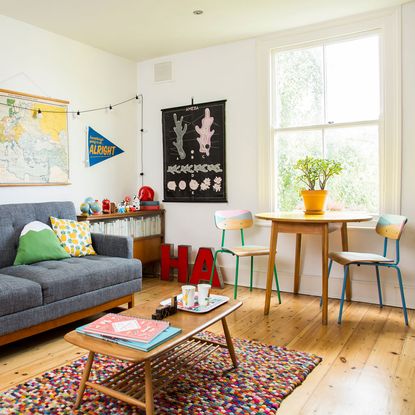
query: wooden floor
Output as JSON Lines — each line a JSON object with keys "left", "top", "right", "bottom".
{"left": 1, "top": 278, "right": 414, "bottom": 414}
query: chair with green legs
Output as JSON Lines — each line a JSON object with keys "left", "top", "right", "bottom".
{"left": 209, "top": 209, "right": 282, "bottom": 301}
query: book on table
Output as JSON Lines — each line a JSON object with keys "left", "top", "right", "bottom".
{"left": 82, "top": 313, "right": 169, "bottom": 343}
{"left": 76, "top": 324, "right": 182, "bottom": 352}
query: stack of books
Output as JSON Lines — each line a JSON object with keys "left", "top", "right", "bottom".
{"left": 140, "top": 201, "right": 160, "bottom": 211}
{"left": 76, "top": 313, "right": 181, "bottom": 351}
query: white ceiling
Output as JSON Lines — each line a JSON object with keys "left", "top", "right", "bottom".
{"left": 0, "top": 0, "right": 409, "bottom": 61}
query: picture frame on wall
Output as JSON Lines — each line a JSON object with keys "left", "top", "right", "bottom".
{"left": 162, "top": 99, "right": 227, "bottom": 203}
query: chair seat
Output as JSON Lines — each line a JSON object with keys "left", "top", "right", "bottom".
{"left": 329, "top": 251, "right": 394, "bottom": 266}
{"left": 227, "top": 245, "right": 275, "bottom": 257}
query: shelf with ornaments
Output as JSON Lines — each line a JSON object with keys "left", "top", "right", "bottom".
{"left": 77, "top": 190, "right": 164, "bottom": 265}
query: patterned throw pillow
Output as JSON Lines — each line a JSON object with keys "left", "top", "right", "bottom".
{"left": 14, "top": 221, "right": 71, "bottom": 265}
{"left": 50, "top": 217, "right": 96, "bottom": 257}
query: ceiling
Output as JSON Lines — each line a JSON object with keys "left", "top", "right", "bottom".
{"left": 0, "top": 0, "right": 408, "bottom": 61}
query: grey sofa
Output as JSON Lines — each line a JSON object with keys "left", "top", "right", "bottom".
{"left": 0, "top": 201, "right": 142, "bottom": 346}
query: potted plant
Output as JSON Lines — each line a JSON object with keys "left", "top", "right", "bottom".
{"left": 294, "top": 156, "right": 343, "bottom": 214}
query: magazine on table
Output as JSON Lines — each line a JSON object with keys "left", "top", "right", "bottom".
{"left": 82, "top": 313, "right": 170, "bottom": 343}
{"left": 77, "top": 324, "right": 182, "bottom": 352}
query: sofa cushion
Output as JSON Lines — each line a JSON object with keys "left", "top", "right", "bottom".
{"left": 0, "top": 274, "right": 43, "bottom": 317}
{"left": 0, "top": 255, "right": 141, "bottom": 304}
{"left": 0, "top": 201, "right": 77, "bottom": 269}
{"left": 14, "top": 221, "right": 70, "bottom": 265}
{"left": 50, "top": 217, "right": 96, "bottom": 257}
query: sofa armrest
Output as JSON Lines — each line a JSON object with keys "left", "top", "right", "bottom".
{"left": 91, "top": 233, "right": 133, "bottom": 259}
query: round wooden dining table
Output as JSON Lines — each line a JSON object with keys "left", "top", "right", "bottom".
{"left": 255, "top": 211, "right": 373, "bottom": 324}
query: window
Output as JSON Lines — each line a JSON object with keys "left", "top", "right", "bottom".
{"left": 257, "top": 9, "right": 402, "bottom": 217}
{"left": 273, "top": 34, "right": 381, "bottom": 212}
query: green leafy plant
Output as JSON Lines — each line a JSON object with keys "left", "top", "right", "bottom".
{"left": 294, "top": 156, "right": 343, "bottom": 190}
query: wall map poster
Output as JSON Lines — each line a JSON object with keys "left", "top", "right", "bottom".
{"left": 0, "top": 88, "right": 69, "bottom": 185}
{"left": 162, "top": 100, "right": 226, "bottom": 202}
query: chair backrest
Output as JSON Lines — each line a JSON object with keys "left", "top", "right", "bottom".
{"left": 214, "top": 210, "right": 253, "bottom": 230}
{"left": 376, "top": 214, "right": 408, "bottom": 240}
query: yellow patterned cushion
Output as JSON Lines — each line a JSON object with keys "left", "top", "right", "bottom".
{"left": 50, "top": 217, "right": 96, "bottom": 257}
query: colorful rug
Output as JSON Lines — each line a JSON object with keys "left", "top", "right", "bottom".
{"left": 0, "top": 332, "right": 321, "bottom": 414}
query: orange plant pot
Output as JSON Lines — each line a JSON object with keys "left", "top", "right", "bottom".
{"left": 301, "top": 190, "right": 328, "bottom": 215}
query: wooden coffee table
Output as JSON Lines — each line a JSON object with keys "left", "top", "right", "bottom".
{"left": 64, "top": 298, "right": 242, "bottom": 414}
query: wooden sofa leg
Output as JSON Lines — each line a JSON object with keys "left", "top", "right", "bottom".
{"left": 128, "top": 294, "right": 136, "bottom": 308}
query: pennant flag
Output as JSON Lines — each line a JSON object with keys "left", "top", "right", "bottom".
{"left": 87, "top": 126, "right": 124, "bottom": 167}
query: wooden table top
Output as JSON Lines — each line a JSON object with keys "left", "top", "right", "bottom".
{"left": 255, "top": 211, "right": 373, "bottom": 224}
{"left": 64, "top": 298, "right": 242, "bottom": 362}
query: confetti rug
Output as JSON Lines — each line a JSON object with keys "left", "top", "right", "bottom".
{"left": 0, "top": 332, "right": 321, "bottom": 414}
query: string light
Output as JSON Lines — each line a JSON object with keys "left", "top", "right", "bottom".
{"left": 0, "top": 93, "right": 142, "bottom": 116}
{"left": 72, "top": 110, "right": 81, "bottom": 120}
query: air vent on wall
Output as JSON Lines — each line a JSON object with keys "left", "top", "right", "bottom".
{"left": 154, "top": 61, "right": 173, "bottom": 83}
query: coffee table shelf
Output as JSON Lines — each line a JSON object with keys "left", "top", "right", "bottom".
{"left": 88, "top": 337, "right": 224, "bottom": 407}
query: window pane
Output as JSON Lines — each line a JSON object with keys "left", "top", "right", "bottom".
{"left": 275, "top": 47, "right": 324, "bottom": 128}
{"left": 325, "top": 125, "right": 379, "bottom": 212}
{"left": 275, "top": 130, "right": 322, "bottom": 210}
{"left": 326, "top": 35, "right": 380, "bottom": 123}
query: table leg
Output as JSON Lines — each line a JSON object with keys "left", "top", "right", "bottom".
{"left": 294, "top": 233, "right": 302, "bottom": 294}
{"left": 74, "top": 351, "right": 95, "bottom": 409}
{"left": 341, "top": 223, "right": 352, "bottom": 302}
{"left": 222, "top": 317, "right": 238, "bottom": 368}
{"left": 322, "top": 224, "right": 329, "bottom": 325}
{"left": 144, "top": 360, "right": 154, "bottom": 415}
{"left": 264, "top": 222, "right": 279, "bottom": 315}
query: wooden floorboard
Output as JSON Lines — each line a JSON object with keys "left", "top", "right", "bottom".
{"left": 1, "top": 278, "right": 414, "bottom": 415}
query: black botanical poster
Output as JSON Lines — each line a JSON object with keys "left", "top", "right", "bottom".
{"left": 162, "top": 100, "right": 226, "bottom": 202}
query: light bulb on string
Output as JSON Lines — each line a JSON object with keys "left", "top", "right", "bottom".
{"left": 36, "top": 109, "right": 43, "bottom": 119}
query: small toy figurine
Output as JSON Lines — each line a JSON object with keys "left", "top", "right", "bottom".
{"left": 102, "top": 198, "right": 111, "bottom": 214}
{"left": 110, "top": 202, "right": 117, "bottom": 213}
{"left": 124, "top": 195, "right": 132, "bottom": 205}
{"left": 133, "top": 195, "right": 140, "bottom": 210}
{"left": 117, "top": 201, "right": 126, "bottom": 214}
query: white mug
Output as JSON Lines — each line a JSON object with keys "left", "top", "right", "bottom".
{"left": 197, "top": 284, "right": 211, "bottom": 307}
{"left": 182, "top": 285, "right": 196, "bottom": 307}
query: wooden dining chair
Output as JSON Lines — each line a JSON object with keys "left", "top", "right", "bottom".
{"left": 209, "top": 209, "right": 282, "bottom": 301}
{"left": 328, "top": 214, "right": 408, "bottom": 325}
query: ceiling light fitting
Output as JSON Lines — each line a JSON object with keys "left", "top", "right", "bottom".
{"left": 193, "top": 10, "right": 203, "bottom": 15}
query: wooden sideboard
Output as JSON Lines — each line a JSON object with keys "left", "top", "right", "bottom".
{"left": 77, "top": 210, "right": 165, "bottom": 265}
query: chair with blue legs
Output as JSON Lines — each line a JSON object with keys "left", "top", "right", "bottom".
{"left": 209, "top": 209, "right": 282, "bottom": 301}
{"left": 328, "top": 214, "right": 408, "bottom": 325}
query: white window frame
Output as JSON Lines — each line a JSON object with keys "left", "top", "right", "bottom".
{"left": 257, "top": 7, "right": 402, "bottom": 217}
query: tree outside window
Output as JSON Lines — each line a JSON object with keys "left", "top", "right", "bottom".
{"left": 273, "top": 35, "right": 380, "bottom": 213}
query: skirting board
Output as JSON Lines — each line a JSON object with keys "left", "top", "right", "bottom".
{"left": 214, "top": 264, "right": 414, "bottom": 309}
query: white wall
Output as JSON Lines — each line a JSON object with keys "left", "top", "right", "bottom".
{"left": 138, "top": 2, "right": 415, "bottom": 309}
{"left": 0, "top": 14, "right": 139, "bottom": 208}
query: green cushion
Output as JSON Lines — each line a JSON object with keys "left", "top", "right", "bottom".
{"left": 14, "top": 221, "right": 70, "bottom": 265}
